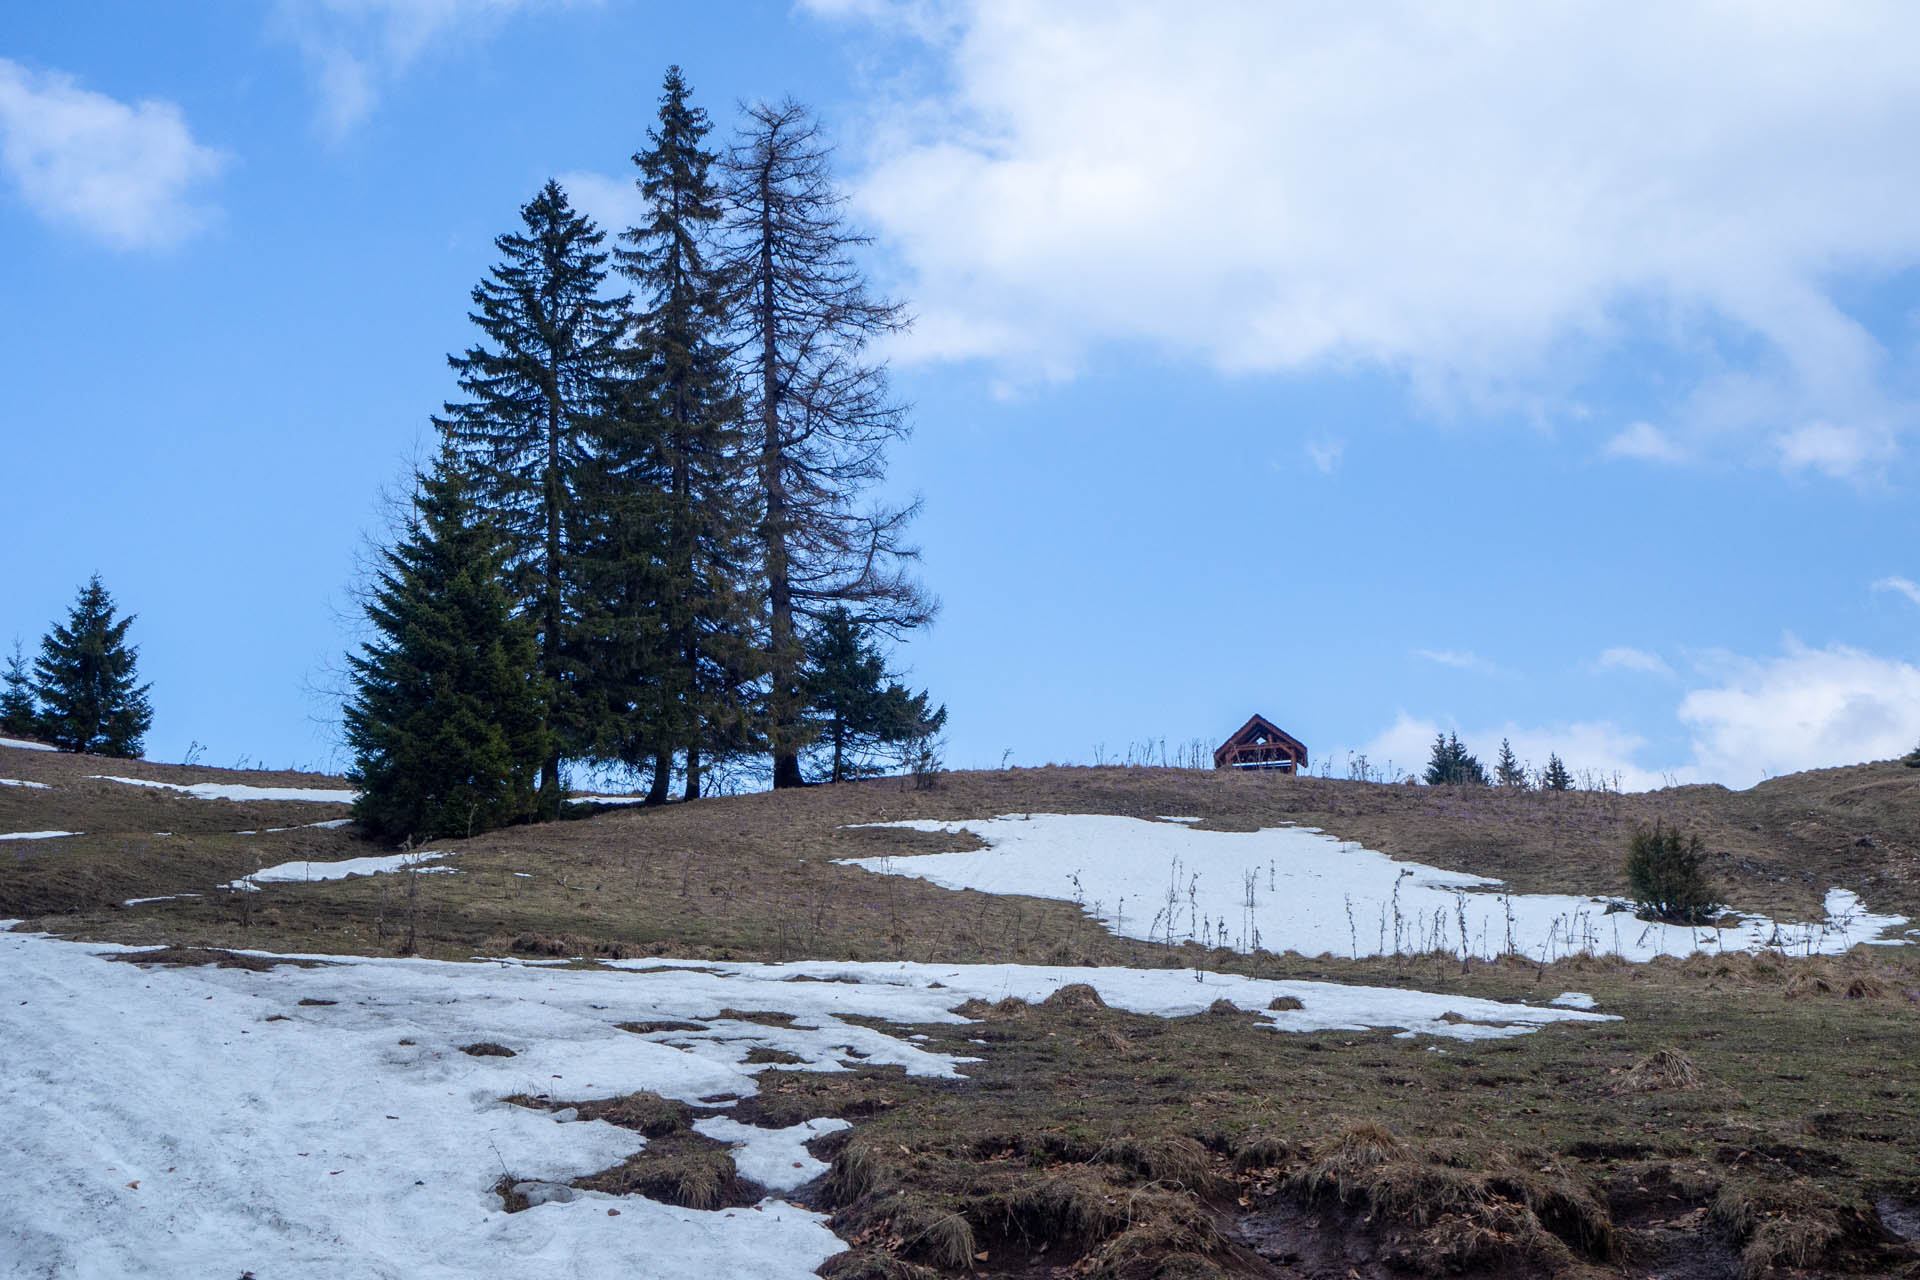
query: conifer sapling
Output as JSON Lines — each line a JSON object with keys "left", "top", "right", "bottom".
{"left": 32, "top": 576, "right": 153, "bottom": 756}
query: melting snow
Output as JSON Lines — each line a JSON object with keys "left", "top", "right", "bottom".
{"left": 692, "top": 1117, "right": 852, "bottom": 1192}
{"left": 1549, "top": 992, "right": 1598, "bottom": 1010}
{"left": 0, "top": 830, "right": 78, "bottom": 841}
{"left": 235, "top": 818, "right": 357, "bottom": 835}
{"left": 228, "top": 850, "right": 451, "bottom": 891}
{"left": 0, "top": 778, "right": 50, "bottom": 789}
{"left": 843, "top": 814, "right": 1909, "bottom": 962}
{"left": 0, "top": 922, "right": 1617, "bottom": 1279}
{"left": 0, "top": 736, "right": 55, "bottom": 751}
{"left": 91, "top": 775, "right": 357, "bottom": 803}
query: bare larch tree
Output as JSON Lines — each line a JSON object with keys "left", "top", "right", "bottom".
{"left": 720, "top": 99, "right": 935, "bottom": 789}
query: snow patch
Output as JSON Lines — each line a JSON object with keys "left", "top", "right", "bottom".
{"left": 91, "top": 775, "right": 357, "bottom": 803}
{"left": 0, "top": 830, "right": 78, "bottom": 841}
{"left": 692, "top": 1116, "right": 852, "bottom": 1192}
{"left": 0, "top": 736, "right": 55, "bottom": 751}
{"left": 0, "top": 778, "right": 50, "bottom": 789}
{"left": 1549, "top": 992, "right": 1598, "bottom": 1010}
{"left": 842, "top": 814, "right": 1909, "bottom": 962}
{"left": 121, "top": 894, "right": 201, "bottom": 908}
{"left": 228, "top": 850, "right": 451, "bottom": 891}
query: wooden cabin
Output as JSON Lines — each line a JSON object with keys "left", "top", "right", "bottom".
{"left": 1213, "top": 714, "right": 1308, "bottom": 773}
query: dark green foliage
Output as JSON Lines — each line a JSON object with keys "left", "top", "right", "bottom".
{"left": 1, "top": 639, "right": 37, "bottom": 737}
{"left": 436, "top": 179, "right": 628, "bottom": 806}
{"left": 1624, "top": 822, "right": 1719, "bottom": 924}
{"left": 32, "top": 576, "right": 152, "bottom": 756}
{"left": 1423, "top": 732, "right": 1488, "bottom": 786}
{"left": 1541, "top": 753, "right": 1573, "bottom": 791}
{"left": 1494, "top": 737, "right": 1527, "bottom": 788}
{"left": 802, "top": 607, "right": 946, "bottom": 783}
{"left": 575, "top": 67, "right": 763, "bottom": 802}
{"left": 1902, "top": 743, "right": 1920, "bottom": 768}
{"left": 720, "top": 99, "right": 932, "bottom": 788}
{"left": 344, "top": 460, "right": 549, "bottom": 845}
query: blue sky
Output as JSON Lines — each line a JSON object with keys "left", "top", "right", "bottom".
{"left": 5, "top": 1, "right": 1920, "bottom": 789}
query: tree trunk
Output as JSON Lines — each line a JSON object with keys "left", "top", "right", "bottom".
{"left": 684, "top": 744, "right": 700, "bottom": 801}
{"left": 539, "top": 384, "right": 564, "bottom": 807}
{"left": 647, "top": 749, "right": 671, "bottom": 805}
{"left": 758, "top": 159, "right": 805, "bottom": 790}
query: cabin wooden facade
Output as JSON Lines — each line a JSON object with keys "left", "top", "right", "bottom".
{"left": 1213, "top": 714, "right": 1308, "bottom": 773}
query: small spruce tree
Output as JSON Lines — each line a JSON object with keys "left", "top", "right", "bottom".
{"left": 1, "top": 640, "right": 38, "bottom": 737}
{"left": 1624, "top": 822, "right": 1719, "bottom": 924}
{"left": 344, "top": 459, "right": 549, "bottom": 844}
{"left": 1902, "top": 742, "right": 1920, "bottom": 768}
{"left": 1541, "top": 753, "right": 1573, "bottom": 791}
{"left": 802, "top": 607, "right": 946, "bottom": 784}
{"left": 32, "top": 577, "right": 153, "bottom": 756}
{"left": 1423, "top": 731, "right": 1488, "bottom": 786}
{"left": 1494, "top": 737, "right": 1527, "bottom": 788}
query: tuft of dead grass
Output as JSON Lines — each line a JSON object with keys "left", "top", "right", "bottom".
{"left": 1042, "top": 983, "right": 1106, "bottom": 1011}
{"left": 1092, "top": 1134, "right": 1218, "bottom": 1194}
{"left": 1611, "top": 1045, "right": 1707, "bottom": 1093}
{"left": 571, "top": 1131, "right": 756, "bottom": 1210}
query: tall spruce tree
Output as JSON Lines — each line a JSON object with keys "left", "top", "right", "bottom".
{"left": 720, "top": 99, "right": 934, "bottom": 789}
{"left": 1494, "top": 737, "right": 1527, "bottom": 788}
{"left": 344, "top": 458, "right": 548, "bottom": 844}
{"left": 1423, "top": 731, "right": 1488, "bottom": 786}
{"left": 801, "top": 606, "right": 945, "bottom": 783}
{"left": 586, "top": 66, "right": 762, "bottom": 803}
{"left": 1541, "top": 753, "right": 1573, "bottom": 791}
{"left": 437, "top": 180, "right": 627, "bottom": 811}
{"left": 32, "top": 576, "right": 152, "bottom": 756}
{"left": 1, "top": 640, "right": 38, "bottom": 737}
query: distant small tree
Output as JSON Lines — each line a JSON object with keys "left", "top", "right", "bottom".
{"left": 801, "top": 606, "right": 946, "bottom": 783}
{"left": 344, "top": 458, "right": 549, "bottom": 844}
{"left": 1902, "top": 742, "right": 1920, "bottom": 768}
{"left": 1423, "top": 731, "right": 1488, "bottom": 786}
{"left": 1, "top": 640, "right": 38, "bottom": 737}
{"left": 1494, "top": 737, "right": 1527, "bottom": 788}
{"left": 1624, "top": 822, "right": 1719, "bottom": 924}
{"left": 1541, "top": 753, "right": 1573, "bottom": 791}
{"left": 33, "top": 576, "right": 153, "bottom": 756}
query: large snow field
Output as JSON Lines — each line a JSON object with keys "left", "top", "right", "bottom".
{"left": 91, "top": 775, "right": 359, "bottom": 803}
{"left": 0, "top": 928, "right": 1612, "bottom": 1278}
{"left": 843, "top": 814, "right": 1913, "bottom": 962}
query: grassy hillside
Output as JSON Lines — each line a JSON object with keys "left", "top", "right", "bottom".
{"left": 5, "top": 747, "right": 1919, "bottom": 1279}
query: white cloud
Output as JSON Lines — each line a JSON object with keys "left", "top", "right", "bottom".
{"left": 1679, "top": 641, "right": 1920, "bottom": 785}
{"left": 1350, "top": 713, "right": 1657, "bottom": 790}
{"left": 1603, "top": 422, "right": 1684, "bottom": 465}
{"left": 1413, "top": 649, "right": 1500, "bottom": 676}
{"left": 819, "top": 2, "right": 1920, "bottom": 458}
{"left": 1349, "top": 639, "right": 1920, "bottom": 791}
{"left": 1596, "top": 647, "right": 1674, "bottom": 679}
{"left": 1775, "top": 420, "right": 1895, "bottom": 480}
{"left": 554, "top": 168, "right": 646, "bottom": 239}
{"left": 271, "top": 0, "right": 583, "bottom": 135}
{"left": 0, "top": 59, "right": 227, "bottom": 249}
{"left": 1303, "top": 436, "right": 1343, "bottom": 475}
{"left": 1872, "top": 575, "right": 1920, "bottom": 607}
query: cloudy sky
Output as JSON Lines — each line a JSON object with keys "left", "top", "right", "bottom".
{"left": 6, "top": 0, "right": 1920, "bottom": 788}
